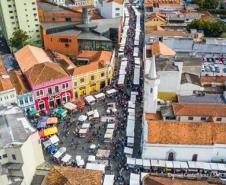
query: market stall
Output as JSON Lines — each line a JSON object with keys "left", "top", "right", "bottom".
{"left": 63, "top": 102, "right": 77, "bottom": 111}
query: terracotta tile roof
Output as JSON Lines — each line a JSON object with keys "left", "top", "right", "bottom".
{"left": 151, "top": 41, "right": 176, "bottom": 56}
{"left": 146, "top": 28, "right": 188, "bottom": 36}
{"left": 172, "top": 103, "right": 226, "bottom": 117}
{"left": 146, "top": 13, "right": 167, "bottom": 23}
{"left": 148, "top": 120, "right": 226, "bottom": 145}
{"left": 0, "top": 59, "right": 14, "bottom": 91}
{"left": 45, "top": 166, "right": 103, "bottom": 185}
{"left": 145, "top": 25, "right": 164, "bottom": 31}
{"left": 143, "top": 175, "right": 217, "bottom": 185}
{"left": 15, "top": 45, "right": 53, "bottom": 73}
{"left": 200, "top": 76, "right": 226, "bottom": 85}
{"left": 144, "top": 0, "right": 181, "bottom": 6}
{"left": 9, "top": 70, "right": 30, "bottom": 95}
{"left": 25, "top": 62, "right": 68, "bottom": 85}
{"left": 145, "top": 113, "right": 161, "bottom": 120}
{"left": 71, "top": 50, "right": 112, "bottom": 75}
{"left": 107, "top": 0, "right": 124, "bottom": 4}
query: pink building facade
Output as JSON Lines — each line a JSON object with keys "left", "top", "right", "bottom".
{"left": 31, "top": 76, "right": 73, "bottom": 111}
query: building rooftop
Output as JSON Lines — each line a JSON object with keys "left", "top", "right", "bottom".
{"left": 143, "top": 175, "right": 217, "bottom": 185}
{"left": 37, "top": 2, "right": 79, "bottom": 13}
{"left": 9, "top": 70, "right": 31, "bottom": 95}
{"left": 181, "top": 73, "right": 201, "bottom": 85}
{"left": 77, "top": 31, "right": 111, "bottom": 41}
{"left": 44, "top": 166, "right": 103, "bottom": 185}
{"left": 178, "top": 94, "right": 226, "bottom": 104}
{"left": 107, "top": 0, "right": 124, "bottom": 4}
{"left": 172, "top": 103, "right": 226, "bottom": 117}
{"left": 148, "top": 120, "right": 226, "bottom": 145}
{"left": 151, "top": 41, "right": 176, "bottom": 56}
{"left": 25, "top": 62, "right": 68, "bottom": 85}
{"left": 0, "top": 59, "right": 14, "bottom": 92}
{"left": 71, "top": 50, "right": 113, "bottom": 75}
{"left": 0, "top": 106, "right": 35, "bottom": 149}
{"left": 163, "top": 37, "right": 226, "bottom": 54}
{"left": 145, "top": 26, "right": 188, "bottom": 36}
{"left": 15, "top": 45, "right": 53, "bottom": 73}
{"left": 200, "top": 76, "right": 226, "bottom": 85}
{"left": 156, "top": 58, "right": 179, "bottom": 71}
{"left": 91, "top": 18, "right": 121, "bottom": 34}
{"left": 41, "top": 22, "right": 78, "bottom": 31}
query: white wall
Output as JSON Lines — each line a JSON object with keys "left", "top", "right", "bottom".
{"left": 97, "top": 1, "right": 123, "bottom": 18}
{"left": 0, "top": 89, "right": 17, "bottom": 106}
{"left": 142, "top": 143, "right": 226, "bottom": 162}
{"left": 21, "top": 132, "right": 44, "bottom": 185}
{"left": 179, "top": 83, "right": 204, "bottom": 96}
{"left": 177, "top": 116, "right": 226, "bottom": 123}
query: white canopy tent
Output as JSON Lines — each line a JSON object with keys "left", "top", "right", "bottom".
{"left": 130, "top": 173, "right": 140, "bottom": 185}
{"left": 54, "top": 147, "right": 66, "bottom": 159}
{"left": 86, "top": 163, "right": 105, "bottom": 173}
{"left": 85, "top": 95, "right": 96, "bottom": 105}
{"left": 103, "top": 175, "right": 114, "bottom": 185}
{"left": 94, "top": 93, "right": 105, "bottom": 100}
{"left": 61, "top": 154, "right": 72, "bottom": 163}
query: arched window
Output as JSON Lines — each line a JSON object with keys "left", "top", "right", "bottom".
{"left": 62, "top": 93, "right": 70, "bottom": 103}
{"left": 49, "top": 98, "right": 55, "bottom": 108}
{"left": 38, "top": 100, "right": 45, "bottom": 110}
{"left": 192, "top": 154, "right": 198, "bottom": 161}
{"left": 56, "top": 96, "right": 61, "bottom": 106}
{"left": 168, "top": 152, "right": 174, "bottom": 161}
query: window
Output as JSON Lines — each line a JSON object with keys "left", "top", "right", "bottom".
{"left": 188, "top": 116, "right": 193, "bottom": 120}
{"left": 55, "top": 86, "right": 59, "bottom": 93}
{"left": 12, "top": 154, "right": 16, "bottom": 160}
{"left": 201, "top": 117, "right": 206, "bottom": 121}
{"left": 192, "top": 154, "right": 198, "bottom": 161}
{"left": 48, "top": 88, "right": 52, "bottom": 95}
{"left": 8, "top": 5, "right": 12, "bottom": 8}
{"left": 168, "top": 152, "right": 174, "bottom": 161}
{"left": 38, "top": 101, "right": 45, "bottom": 110}
{"left": 74, "top": 81, "right": 77, "bottom": 87}
{"left": 62, "top": 83, "right": 69, "bottom": 89}
{"left": 65, "top": 43, "right": 69, "bottom": 48}
{"left": 25, "top": 97, "right": 28, "bottom": 103}
{"left": 216, "top": 117, "right": 222, "bottom": 122}
{"left": 80, "top": 78, "right": 84, "bottom": 83}
{"left": 19, "top": 100, "right": 24, "bottom": 105}
{"left": 3, "top": 154, "right": 7, "bottom": 158}
{"left": 150, "top": 88, "right": 153, "bottom": 93}
{"left": 101, "top": 72, "right": 105, "bottom": 77}
{"left": 30, "top": 97, "right": 33, "bottom": 102}
{"left": 59, "top": 38, "right": 70, "bottom": 43}
{"left": 65, "top": 17, "right": 72, "bottom": 22}
{"left": 115, "top": 8, "right": 120, "bottom": 10}
{"left": 115, "top": 13, "right": 120, "bottom": 17}
{"left": 91, "top": 76, "right": 95, "bottom": 80}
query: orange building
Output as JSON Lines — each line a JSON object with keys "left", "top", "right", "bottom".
{"left": 43, "top": 27, "right": 80, "bottom": 56}
{"left": 37, "top": 2, "right": 82, "bottom": 23}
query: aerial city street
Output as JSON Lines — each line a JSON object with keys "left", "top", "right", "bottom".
{"left": 0, "top": 0, "right": 226, "bottom": 185}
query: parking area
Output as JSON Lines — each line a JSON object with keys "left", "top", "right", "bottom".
{"left": 201, "top": 56, "right": 226, "bottom": 76}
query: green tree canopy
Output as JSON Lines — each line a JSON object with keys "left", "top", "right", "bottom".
{"left": 192, "top": 0, "right": 219, "bottom": 9}
{"left": 9, "top": 29, "right": 29, "bottom": 50}
{"left": 187, "top": 18, "right": 226, "bottom": 37}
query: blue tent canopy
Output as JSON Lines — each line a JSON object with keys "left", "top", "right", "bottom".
{"left": 37, "top": 116, "right": 48, "bottom": 129}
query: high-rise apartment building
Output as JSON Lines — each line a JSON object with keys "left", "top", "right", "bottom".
{"left": 0, "top": 0, "right": 41, "bottom": 44}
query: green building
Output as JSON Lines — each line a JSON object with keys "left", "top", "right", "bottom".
{"left": 0, "top": 0, "right": 41, "bottom": 45}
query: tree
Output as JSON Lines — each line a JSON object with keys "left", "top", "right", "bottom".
{"left": 187, "top": 18, "right": 226, "bottom": 37}
{"left": 9, "top": 29, "right": 29, "bottom": 50}
{"left": 192, "top": 0, "right": 218, "bottom": 9}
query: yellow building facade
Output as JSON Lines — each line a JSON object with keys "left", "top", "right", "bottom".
{"left": 72, "top": 50, "right": 115, "bottom": 99}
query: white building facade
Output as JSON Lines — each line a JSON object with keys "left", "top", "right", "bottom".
{"left": 96, "top": 0, "right": 124, "bottom": 18}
